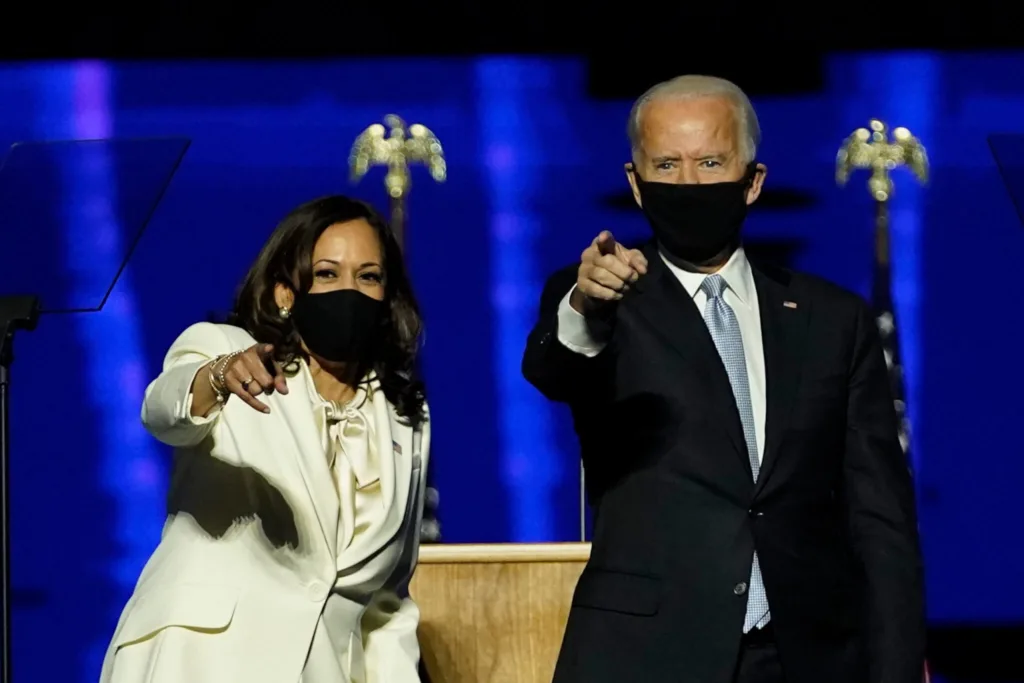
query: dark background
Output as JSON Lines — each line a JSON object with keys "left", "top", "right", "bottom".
{"left": 0, "top": 7, "right": 1022, "bottom": 683}
{"left": 6, "top": 3, "right": 1023, "bottom": 57}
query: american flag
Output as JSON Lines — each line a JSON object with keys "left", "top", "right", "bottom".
{"left": 420, "top": 474, "right": 442, "bottom": 543}
{"left": 872, "top": 260, "right": 911, "bottom": 459}
{"left": 872, "top": 252, "right": 929, "bottom": 683}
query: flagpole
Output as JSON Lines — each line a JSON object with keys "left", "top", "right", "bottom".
{"left": 836, "top": 118, "right": 930, "bottom": 683}
{"left": 349, "top": 114, "right": 446, "bottom": 249}
{"left": 875, "top": 199, "right": 889, "bottom": 272}
{"left": 349, "top": 115, "right": 447, "bottom": 543}
{"left": 837, "top": 118, "right": 928, "bottom": 456}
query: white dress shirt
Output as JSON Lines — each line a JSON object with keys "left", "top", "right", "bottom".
{"left": 556, "top": 246, "right": 767, "bottom": 464}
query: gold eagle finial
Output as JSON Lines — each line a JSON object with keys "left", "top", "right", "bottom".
{"left": 836, "top": 119, "right": 928, "bottom": 202}
{"left": 348, "top": 114, "right": 446, "bottom": 199}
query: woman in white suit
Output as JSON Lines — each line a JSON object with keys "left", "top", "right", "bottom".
{"left": 101, "top": 196, "right": 430, "bottom": 683}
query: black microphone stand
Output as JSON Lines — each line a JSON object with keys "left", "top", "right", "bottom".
{"left": 0, "top": 296, "right": 40, "bottom": 682}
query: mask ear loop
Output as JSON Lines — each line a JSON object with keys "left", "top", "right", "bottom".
{"left": 628, "top": 162, "right": 651, "bottom": 189}
{"left": 744, "top": 161, "right": 761, "bottom": 186}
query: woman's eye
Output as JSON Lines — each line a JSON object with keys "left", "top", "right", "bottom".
{"left": 315, "top": 269, "right": 336, "bottom": 279}
{"left": 361, "top": 272, "right": 383, "bottom": 283}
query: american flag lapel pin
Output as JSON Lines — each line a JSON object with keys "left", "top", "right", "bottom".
{"left": 783, "top": 301, "right": 798, "bottom": 309}
{"left": 393, "top": 440, "right": 403, "bottom": 455}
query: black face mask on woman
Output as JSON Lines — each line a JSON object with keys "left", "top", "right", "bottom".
{"left": 632, "top": 163, "right": 757, "bottom": 264}
{"left": 291, "top": 289, "right": 384, "bottom": 363}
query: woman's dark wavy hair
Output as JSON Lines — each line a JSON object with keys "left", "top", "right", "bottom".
{"left": 228, "top": 195, "right": 425, "bottom": 423}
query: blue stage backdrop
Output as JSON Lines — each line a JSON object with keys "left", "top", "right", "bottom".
{"left": 0, "top": 53, "right": 1022, "bottom": 682}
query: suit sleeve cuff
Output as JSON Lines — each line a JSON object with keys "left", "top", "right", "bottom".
{"left": 176, "top": 361, "right": 222, "bottom": 425}
{"left": 556, "top": 286, "right": 608, "bottom": 358}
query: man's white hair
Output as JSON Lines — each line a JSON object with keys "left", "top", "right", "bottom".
{"left": 627, "top": 75, "right": 761, "bottom": 164}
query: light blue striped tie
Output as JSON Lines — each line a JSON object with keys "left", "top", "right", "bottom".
{"left": 700, "top": 274, "right": 770, "bottom": 632}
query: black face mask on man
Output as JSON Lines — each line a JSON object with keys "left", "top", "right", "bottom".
{"left": 291, "top": 289, "right": 384, "bottom": 364}
{"left": 631, "top": 163, "right": 758, "bottom": 265}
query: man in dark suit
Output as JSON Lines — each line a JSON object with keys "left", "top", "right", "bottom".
{"left": 522, "top": 75, "right": 925, "bottom": 683}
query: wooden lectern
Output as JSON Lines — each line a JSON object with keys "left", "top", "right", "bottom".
{"left": 410, "top": 542, "right": 591, "bottom": 683}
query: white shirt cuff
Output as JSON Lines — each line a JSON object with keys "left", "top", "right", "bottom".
{"left": 556, "top": 286, "right": 608, "bottom": 358}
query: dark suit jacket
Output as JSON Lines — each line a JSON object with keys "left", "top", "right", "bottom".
{"left": 522, "top": 242, "right": 925, "bottom": 683}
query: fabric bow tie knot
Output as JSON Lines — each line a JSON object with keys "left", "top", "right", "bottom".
{"left": 325, "top": 400, "right": 379, "bottom": 489}
{"left": 326, "top": 403, "right": 361, "bottom": 423}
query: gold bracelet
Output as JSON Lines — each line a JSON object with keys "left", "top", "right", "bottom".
{"left": 208, "top": 352, "right": 239, "bottom": 403}
{"left": 218, "top": 351, "right": 241, "bottom": 388}
{"left": 207, "top": 362, "right": 228, "bottom": 403}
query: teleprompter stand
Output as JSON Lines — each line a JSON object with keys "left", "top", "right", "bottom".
{"left": 0, "top": 297, "right": 38, "bottom": 683}
{"left": 0, "top": 138, "right": 190, "bottom": 681}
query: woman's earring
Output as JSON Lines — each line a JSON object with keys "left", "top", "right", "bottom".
{"left": 279, "top": 306, "right": 291, "bottom": 319}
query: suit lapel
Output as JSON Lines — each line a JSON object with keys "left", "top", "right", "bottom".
{"left": 751, "top": 266, "right": 809, "bottom": 497}
{"left": 273, "top": 367, "right": 340, "bottom": 558}
{"left": 337, "top": 381, "right": 415, "bottom": 568}
{"left": 629, "top": 244, "right": 750, "bottom": 471}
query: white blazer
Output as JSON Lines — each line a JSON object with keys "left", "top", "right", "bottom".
{"left": 99, "top": 322, "right": 430, "bottom": 683}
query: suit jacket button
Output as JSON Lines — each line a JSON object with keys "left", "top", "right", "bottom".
{"left": 733, "top": 582, "right": 748, "bottom": 596}
{"left": 308, "top": 580, "right": 328, "bottom": 602}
